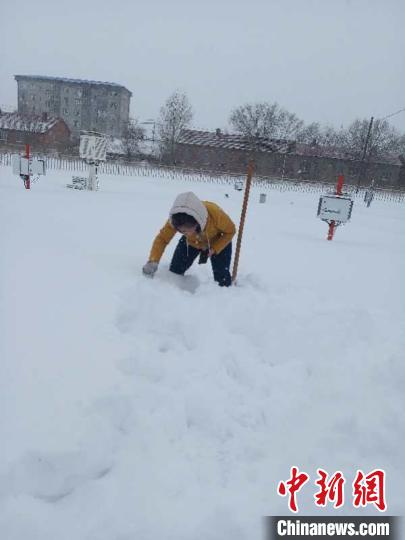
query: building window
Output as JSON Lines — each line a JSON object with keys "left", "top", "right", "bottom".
{"left": 64, "top": 97, "right": 69, "bottom": 105}
{"left": 73, "top": 120, "right": 80, "bottom": 128}
{"left": 32, "top": 95, "right": 36, "bottom": 100}
{"left": 0, "top": 130, "right": 7, "bottom": 141}
{"left": 75, "top": 98, "right": 81, "bottom": 105}
{"left": 63, "top": 108, "right": 68, "bottom": 115}
{"left": 75, "top": 110, "right": 80, "bottom": 117}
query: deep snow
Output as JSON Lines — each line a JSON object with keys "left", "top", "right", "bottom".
{"left": 0, "top": 167, "right": 404, "bottom": 539}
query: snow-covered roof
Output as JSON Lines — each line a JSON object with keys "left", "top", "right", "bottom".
{"left": 178, "top": 129, "right": 401, "bottom": 165}
{"left": 107, "top": 138, "right": 126, "bottom": 155}
{"left": 178, "top": 129, "right": 292, "bottom": 153}
{"left": 15, "top": 75, "right": 132, "bottom": 95}
{"left": 0, "top": 112, "right": 63, "bottom": 134}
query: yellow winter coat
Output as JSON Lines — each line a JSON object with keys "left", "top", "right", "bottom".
{"left": 149, "top": 200, "right": 236, "bottom": 263}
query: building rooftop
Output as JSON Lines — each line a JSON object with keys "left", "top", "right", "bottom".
{"left": 178, "top": 129, "right": 401, "bottom": 165}
{"left": 0, "top": 112, "right": 66, "bottom": 134}
{"left": 15, "top": 75, "right": 132, "bottom": 96}
{"left": 177, "top": 129, "right": 292, "bottom": 153}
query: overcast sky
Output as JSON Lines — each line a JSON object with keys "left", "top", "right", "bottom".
{"left": 1, "top": 0, "right": 404, "bottom": 133}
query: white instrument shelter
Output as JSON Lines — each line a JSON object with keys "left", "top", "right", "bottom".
{"left": 317, "top": 195, "right": 353, "bottom": 223}
{"left": 79, "top": 132, "right": 107, "bottom": 162}
{"left": 12, "top": 154, "right": 46, "bottom": 176}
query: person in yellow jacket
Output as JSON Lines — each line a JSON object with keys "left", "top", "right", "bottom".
{"left": 143, "top": 192, "right": 236, "bottom": 287}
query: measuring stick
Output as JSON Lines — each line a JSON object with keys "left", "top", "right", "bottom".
{"left": 232, "top": 161, "right": 255, "bottom": 283}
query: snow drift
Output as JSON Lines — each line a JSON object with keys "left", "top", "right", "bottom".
{"left": 0, "top": 168, "right": 404, "bottom": 540}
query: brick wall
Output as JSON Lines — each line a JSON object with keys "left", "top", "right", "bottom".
{"left": 175, "top": 143, "right": 401, "bottom": 187}
{"left": 0, "top": 120, "right": 71, "bottom": 151}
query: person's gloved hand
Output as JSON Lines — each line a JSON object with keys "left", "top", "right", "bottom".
{"left": 142, "top": 261, "right": 158, "bottom": 276}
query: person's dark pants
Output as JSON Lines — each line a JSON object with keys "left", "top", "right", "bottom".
{"left": 169, "top": 236, "right": 232, "bottom": 287}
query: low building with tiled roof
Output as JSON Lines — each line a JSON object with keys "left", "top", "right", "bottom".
{"left": 174, "top": 128, "right": 402, "bottom": 188}
{"left": 177, "top": 128, "right": 294, "bottom": 153}
{"left": 0, "top": 111, "right": 70, "bottom": 150}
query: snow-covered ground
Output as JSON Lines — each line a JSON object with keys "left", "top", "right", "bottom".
{"left": 0, "top": 167, "right": 404, "bottom": 540}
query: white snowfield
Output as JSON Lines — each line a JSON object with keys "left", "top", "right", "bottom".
{"left": 0, "top": 168, "right": 404, "bottom": 540}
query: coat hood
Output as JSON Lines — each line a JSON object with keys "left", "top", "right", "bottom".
{"left": 169, "top": 192, "right": 208, "bottom": 230}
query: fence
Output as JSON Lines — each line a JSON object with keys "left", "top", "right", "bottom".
{"left": 1, "top": 150, "right": 404, "bottom": 203}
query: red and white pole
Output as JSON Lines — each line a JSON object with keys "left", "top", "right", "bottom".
{"left": 336, "top": 174, "right": 344, "bottom": 196}
{"left": 327, "top": 174, "right": 344, "bottom": 241}
{"left": 24, "top": 143, "right": 31, "bottom": 189}
{"left": 327, "top": 221, "right": 336, "bottom": 241}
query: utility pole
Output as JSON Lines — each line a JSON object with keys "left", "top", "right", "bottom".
{"left": 356, "top": 116, "right": 374, "bottom": 193}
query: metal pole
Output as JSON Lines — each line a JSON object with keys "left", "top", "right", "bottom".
{"left": 281, "top": 153, "right": 286, "bottom": 181}
{"left": 24, "top": 143, "right": 30, "bottom": 189}
{"left": 327, "top": 221, "right": 336, "bottom": 241}
{"left": 88, "top": 161, "right": 97, "bottom": 190}
{"left": 232, "top": 161, "right": 255, "bottom": 283}
{"left": 336, "top": 174, "right": 344, "bottom": 195}
{"left": 327, "top": 174, "right": 345, "bottom": 241}
{"left": 356, "top": 116, "right": 374, "bottom": 193}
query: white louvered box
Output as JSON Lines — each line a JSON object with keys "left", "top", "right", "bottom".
{"left": 79, "top": 131, "right": 107, "bottom": 162}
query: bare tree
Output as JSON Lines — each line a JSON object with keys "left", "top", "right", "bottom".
{"left": 229, "top": 102, "right": 279, "bottom": 140}
{"left": 158, "top": 91, "right": 193, "bottom": 164}
{"left": 229, "top": 101, "right": 303, "bottom": 142}
{"left": 340, "top": 118, "right": 402, "bottom": 162}
{"left": 122, "top": 117, "right": 145, "bottom": 159}
{"left": 399, "top": 133, "right": 405, "bottom": 154}
{"left": 296, "top": 122, "right": 345, "bottom": 147}
{"left": 296, "top": 122, "right": 323, "bottom": 145}
{"left": 277, "top": 110, "right": 304, "bottom": 139}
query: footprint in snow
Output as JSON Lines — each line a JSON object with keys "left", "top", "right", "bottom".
{"left": 5, "top": 450, "right": 113, "bottom": 502}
